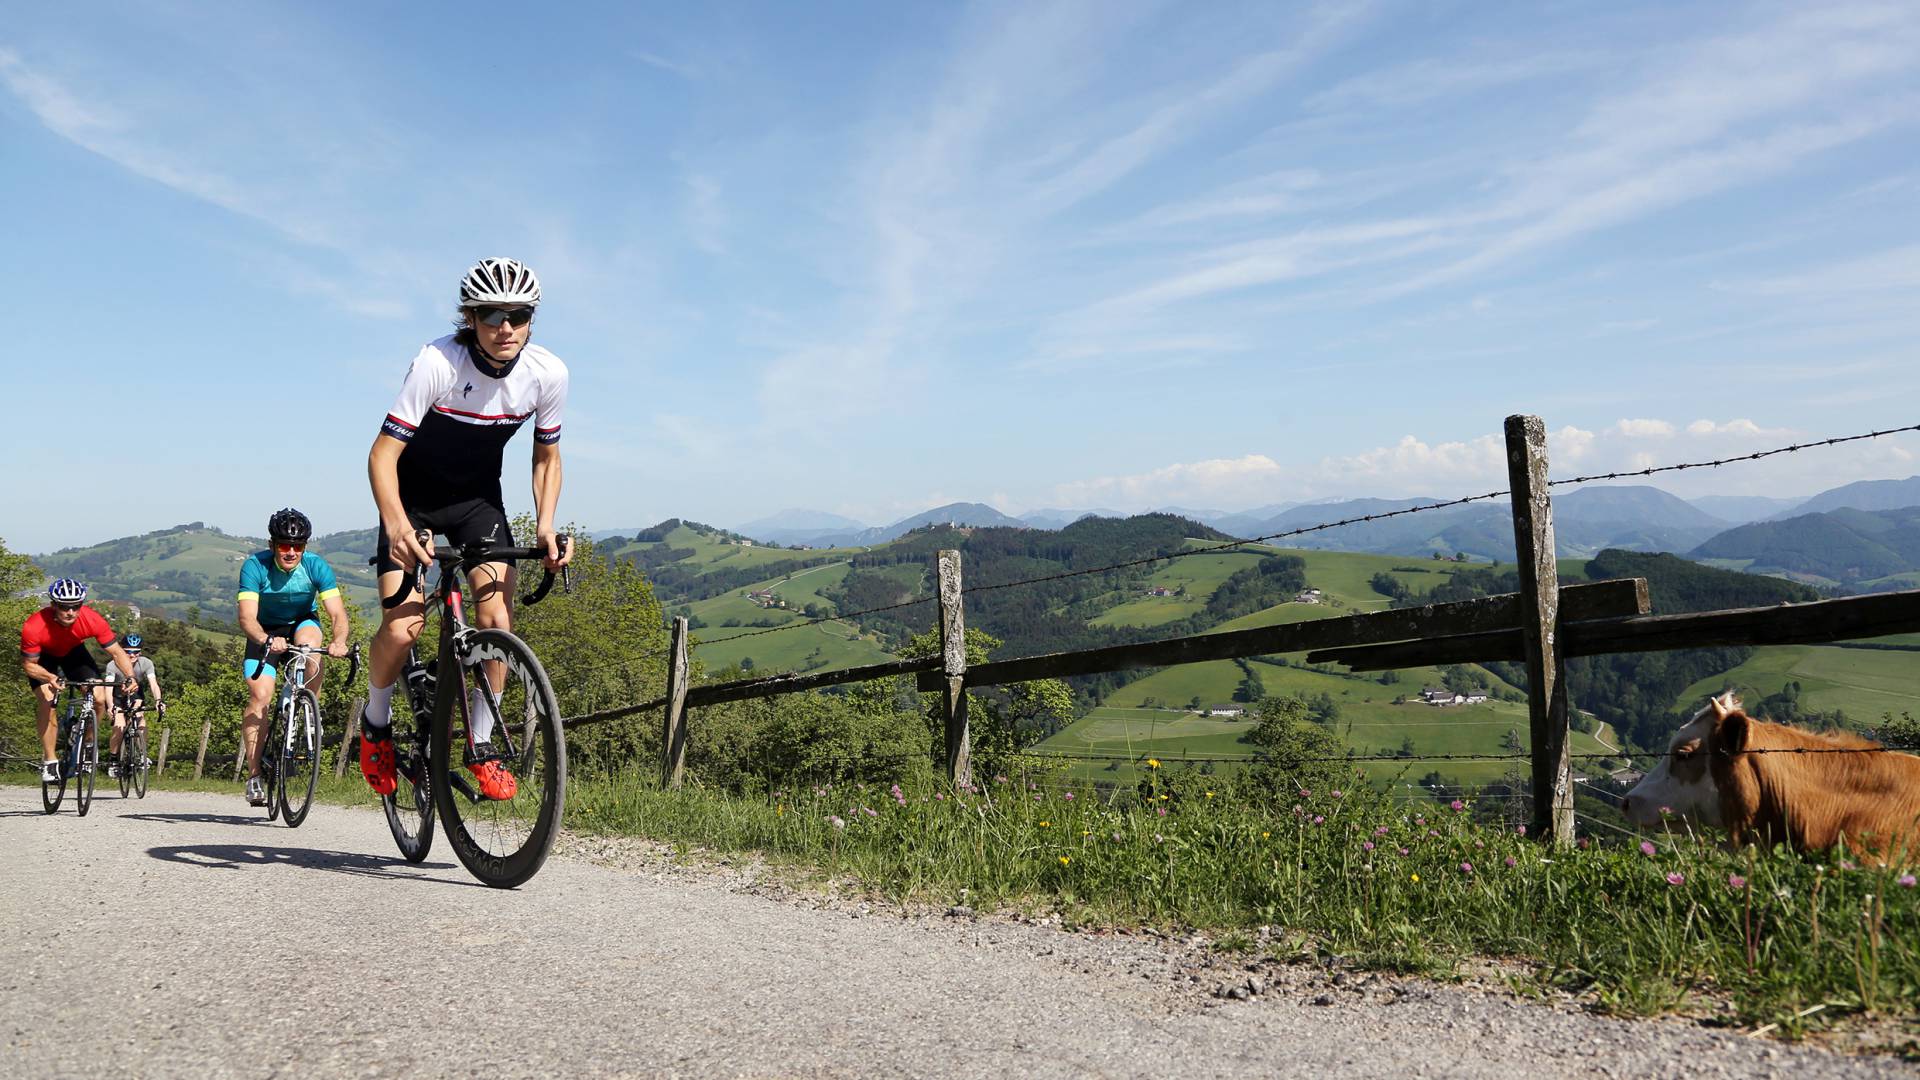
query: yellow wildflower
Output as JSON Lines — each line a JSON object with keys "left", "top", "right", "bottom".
{"left": 1261, "top": 831, "right": 1270, "bottom": 839}
{"left": 1205, "top": 791, "right": 1214, "bottom": 799}
{"left": 1059, "top": 856, "right": 1071, "bottom": 866}
{"left": 1410, "top": 873, "right": 1420, "bottom": 883}
{"left": 1039, "top": 821, "right": 1051, "bottom": 827}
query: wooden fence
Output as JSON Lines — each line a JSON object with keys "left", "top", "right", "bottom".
{"left": 564, "top": 414, "right": 1920, "bottom": 847}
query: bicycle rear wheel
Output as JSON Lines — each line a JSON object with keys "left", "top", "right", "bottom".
{"left": 132, "top": 725, "right": 149, "bottom": 798}
{"left": 279, "top": 690, "right": 321, "bottom": 827}
{"left": 75, "top": 714, "right": 96, "bottom": 817}
{"left": 383, "top": 708, "right": 435, "bottom": 863}
{"left": 430, "top": 629, "right": 565, "bottom": 889}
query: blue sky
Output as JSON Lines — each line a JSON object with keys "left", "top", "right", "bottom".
{"left": 3, "top": 1, "right": 1918, "bottom": 552}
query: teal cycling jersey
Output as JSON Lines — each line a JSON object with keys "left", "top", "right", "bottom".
{"left": 237, "top": 551, "right": 341, "bottom": 627}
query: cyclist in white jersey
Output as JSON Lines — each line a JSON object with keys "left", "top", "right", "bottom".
{"left": 360, "top": 257, "right": 572, "bottom": 802}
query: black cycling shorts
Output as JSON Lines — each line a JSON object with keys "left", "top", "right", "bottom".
{"left": 373, "top": 497, "right": 514, "bottom": 576}
{"left": 243, "top": 618, "right": 322, "bottom": 679}
{"left": 27, "top": 648, "right": 102, "bottom": 689}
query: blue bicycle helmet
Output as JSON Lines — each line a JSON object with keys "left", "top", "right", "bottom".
{"left": 48, "top": 578, "right": 87, "bottom": 605}
{"left": 124, "top": 633, "right": 144, "bottom": 652}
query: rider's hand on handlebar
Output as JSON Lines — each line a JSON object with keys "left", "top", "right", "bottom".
{"left": 385, "top": 520, "right": 434, "bottom": 572}
{"left": 327, "top": 642, "right": 350, "bottom": 659}
{"left": 267, "top": 635, "right": 290, "bottom": 656}
{"left": 538, "top": 528, "right": 572, "bottom": 572}
{"left": 51, "top": 676, "right": 66, "bottom": 692}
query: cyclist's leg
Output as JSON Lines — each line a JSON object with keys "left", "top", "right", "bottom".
{"left": 291, "top": 618, "right": 324, "bottom": 690}
{"left": 30, "top": 671, "right": 61, "bottom": 767}
{"left": 448, "top": 500, "right": 515, "bottom": 747}
{"left": 365, "top": 515, "right": 437, "bottom": 795}
{"left": 241, "top": 633, "right": 284, "bottom": 779}
{"left": 108, "top": 694, "right": 129, "bottom": 757}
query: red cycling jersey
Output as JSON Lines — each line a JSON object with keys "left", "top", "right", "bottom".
{"left": 20, "top": 605, "right": 116, "bottom": 659}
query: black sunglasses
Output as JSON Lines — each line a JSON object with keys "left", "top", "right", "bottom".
{"left": 474, "top": 305, "right": 535, "bottom": 328}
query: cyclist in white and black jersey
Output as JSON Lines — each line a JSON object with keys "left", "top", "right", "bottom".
{"left": 361, "top": 257, "right": 573, "bottom": 802}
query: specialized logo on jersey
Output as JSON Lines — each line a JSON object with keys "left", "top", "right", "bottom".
{"left": 463, "top": 381, "right": 474, "bottom": 397}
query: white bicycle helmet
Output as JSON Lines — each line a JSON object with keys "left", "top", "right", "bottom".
{"left": 458, "top": 257, "right": 542, "bottom": 308}
{"left": 48, "top": 578, "right": 88, "bottom": 605}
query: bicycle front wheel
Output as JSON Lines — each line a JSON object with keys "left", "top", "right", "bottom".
{"left": 279, "top": 690, "right": 321, "bottom": 827}
{"left": 41, "top": 730, "right": 67, "bottom": 814}
{"left": 263, "top": 710, "right": 282, "bottom": 823}
{"left": 430, "top": 629, "right": 566, "bottom": 889}
{"left": 132, "top": 725, "right": 149, "bottom": 798}
{"left": 118, "top": 729, "right": 132, "bottom": 799}
{"left": 75, "top": 715, "right": 96, "bottom": 817}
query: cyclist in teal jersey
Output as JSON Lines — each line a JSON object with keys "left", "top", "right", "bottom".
{"left": 235, "top": 508, "right": 351, "bottom": 806}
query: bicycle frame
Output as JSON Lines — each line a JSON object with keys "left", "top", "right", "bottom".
{"left": 58, "top": 681, "right": 110, "bottom": 775}
{"left": 383, "top": 536, "right": 566, "bottom": 806}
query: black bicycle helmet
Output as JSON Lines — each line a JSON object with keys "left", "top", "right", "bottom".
{"left": 268, "top": 508, "right": 313, "bottom": 543}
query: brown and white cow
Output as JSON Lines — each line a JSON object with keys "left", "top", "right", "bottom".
{"left": 1621, "top": 692, "right": 1731, "bottom": 830}
{"left": 1627, "top": 692, "right": 1920, "bottom": 863}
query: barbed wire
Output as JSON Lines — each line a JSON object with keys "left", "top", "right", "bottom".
{"left": 964, "top": 489, "right": 1514, "bottom": 596}
{"left": 666, "top": 419, "right": 1920, "bottom": 678}
{"left": 1547, "top": 421, "right": 1920, "bottom": 488}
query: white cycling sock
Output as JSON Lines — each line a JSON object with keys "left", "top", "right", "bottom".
{"left": 469, "top": 685, "right": 500, "bottom": 746}
{"left": 364, "top": 682, "right": 395, "bottom": 729}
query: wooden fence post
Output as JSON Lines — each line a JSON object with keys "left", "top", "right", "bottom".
{"left": 192, "top": 720, "right": 211, "bottom": 781}
{"left": 155, "top": 727, "right": 171, "bottom": 778}
{"left": 660, "top": 617, "right": 691, "bottom": 790}
{"left": 937, "top": 550, "right": 971, "bottom": 787}
{"left": 1505, "top": 414, "right": 1574, "bottom": 846}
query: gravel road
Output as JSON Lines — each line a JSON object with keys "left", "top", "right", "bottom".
{"left": 1, "top": 786, "right": 1911, "bottom": 1079}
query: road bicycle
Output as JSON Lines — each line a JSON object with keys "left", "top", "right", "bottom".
{"left": 250, "top": 642, "right": 359, "bottom": 827}
{"left": 375, "top": 533, "right": 568, "bottom": 888}
{"left": 115, "top": 696, "right": 162, "bottom": 800}
{"left": 42, "top": 679, "right": 112, "bottom": 816}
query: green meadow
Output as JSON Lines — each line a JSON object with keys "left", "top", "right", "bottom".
{"left": 1675, "top": 644, "right": 1920, "bottom": 726}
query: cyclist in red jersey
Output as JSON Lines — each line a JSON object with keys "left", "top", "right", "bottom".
{"left": 21, "top": 579, "right": 137, "bottom": 784}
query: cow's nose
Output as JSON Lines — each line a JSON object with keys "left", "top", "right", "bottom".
{"left": 1621, "top": 795, "right": 1638, "bottom": 820}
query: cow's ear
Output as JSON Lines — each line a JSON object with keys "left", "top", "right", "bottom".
{"left": 1714, "top": 709, "right": 1750, "bottom": 756}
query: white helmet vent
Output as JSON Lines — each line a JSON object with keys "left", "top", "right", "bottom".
{"left": 459, "top": 257, "right": 542, "bottom": 308}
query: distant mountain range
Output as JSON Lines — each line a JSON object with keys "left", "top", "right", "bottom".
{"left": 718, "top": 479, "right": 1920, "bottom": 561}
{"left": 1692, "top": 506, "right": 1920, "bottom": 585}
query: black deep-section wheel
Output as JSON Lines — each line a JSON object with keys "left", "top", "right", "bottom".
{"left": 118, "top": 727, "right": 132, "bottom": 799}
{"left": 263, "top": 709, "right": 282, "bottom": 823}
{"left": 132, "top": 725, "right": 150, "bottom": 798}
{"left": 383, "top": 712, "right": 435, "bottom": 863}
{"left": 430, "top": 629, "right": 566, "bottom": 889}
{"left": 279, "top": 689, "right": 321, "bottom": 827}
{"left": 74, "top": 714, "right": 96, "bottom": 817}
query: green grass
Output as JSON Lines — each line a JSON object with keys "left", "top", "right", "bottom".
{"left": 1676, "top": 645, "right": 1920, "bottom": 725}
{"left": 559, "top": 772, "right": 1920, "bottom": 1026}
{"left": 1090, "top": 551, "right": 1268, "bottom": 628}
{"left": 107, "top": 751, "right": 1920, "bottom": 1027}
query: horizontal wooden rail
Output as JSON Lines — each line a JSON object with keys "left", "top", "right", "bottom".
{"left": 915, "top": 578, "right": 1647, "bottom": 692}
{"left": 1307, "top": 588, "right": 1920, "bottom": 671}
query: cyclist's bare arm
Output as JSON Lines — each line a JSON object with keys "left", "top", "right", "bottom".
{"left": 22, "top": 655, "right": 56, "bottom": 688}
{"left": 321, "top": 592, "right": 352, "bottom": 658}
{"left": 237, "top": 598, "right": 283, "bottom": 653}
{"left": 144, "top": 669, "right": 162, "bottom": 704}
{"left": 531, "top": 441, "right": 570, "bottom": 571}
{"left": 368, "top": 433, "right": 433, "bottom": 571}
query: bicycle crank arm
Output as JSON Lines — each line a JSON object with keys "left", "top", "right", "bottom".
{"left": 447, "top": 771, "right": 483, "bottom": 804}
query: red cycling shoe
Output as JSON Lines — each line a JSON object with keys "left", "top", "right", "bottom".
{"left": 467, "top": 758, "right": 518, "bottom": 801}
{"left": 359, "top": 716, "right": 397, "bottom": 797}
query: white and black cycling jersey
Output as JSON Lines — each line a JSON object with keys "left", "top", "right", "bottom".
{"left": 380, "top": 332, "right": 568, "bottom": 509}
